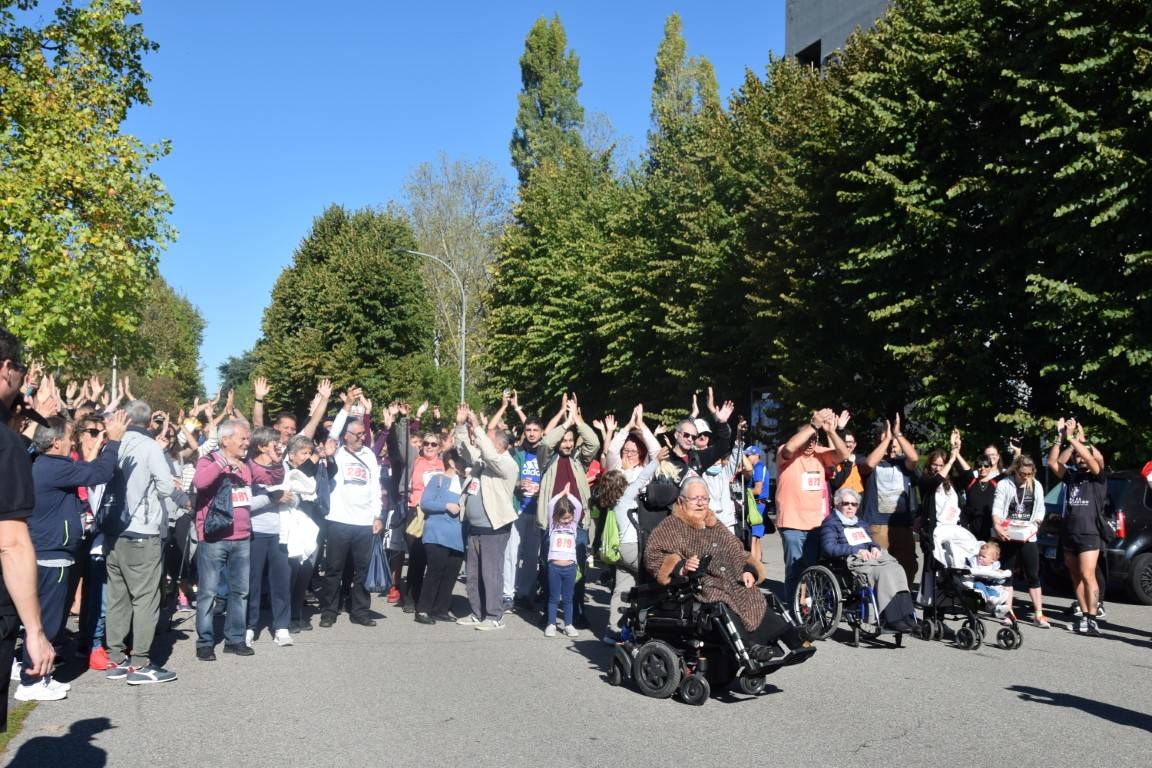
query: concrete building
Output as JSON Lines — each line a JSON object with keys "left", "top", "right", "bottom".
{"left": 785, "top": 0, "right": 890, "bottom": 67}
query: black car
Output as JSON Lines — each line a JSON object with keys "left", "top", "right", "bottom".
{"left": 1038, "top": 470, "right": 1152, "bottom": 605}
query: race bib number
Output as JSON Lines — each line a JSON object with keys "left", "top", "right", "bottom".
{"left": 550, "top": 531, "right": 576, "bottom": 558}
{"left": 345, "top": 464, "right": 369, "bottom": 484}
{"left": 802, "top": 471, "right": 823, "bottom": 492}
{"left": 231, "top": 486, "right": 252, "bottom": 509}
{"left": 467, "top": 478, "right": 480, "bottom": 495}
{"left": 844, "top": 526, "right": 871, "bottom": 546}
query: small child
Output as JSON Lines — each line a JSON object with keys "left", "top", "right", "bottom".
{"left": 966, "top": 541, "right": 1014, "bottom": 618}
{"left": 545, "top": 484, "right": 583, "bottom": 638}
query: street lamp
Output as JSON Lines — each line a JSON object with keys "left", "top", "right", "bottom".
{"left": 399, "top": 249, "right": 466, "bottom": 404}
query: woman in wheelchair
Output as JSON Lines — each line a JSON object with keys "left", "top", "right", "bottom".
{"left": 644, "top": 478, "right": 814, "bottom": 665}
{"left": 822, "top": 487, "right": 919, "bottom": 634}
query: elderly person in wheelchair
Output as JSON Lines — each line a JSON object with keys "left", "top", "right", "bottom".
{"left": 645, "top": 478, "right": 814, "bottom": 665}
{"left": 820, "top": 487, "right": 919, "bottom": 634}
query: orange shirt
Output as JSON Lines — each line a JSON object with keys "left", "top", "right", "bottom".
{"left": 775, "top": 445, "right": 841, "bottom": 531}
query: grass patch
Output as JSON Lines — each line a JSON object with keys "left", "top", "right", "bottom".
{"left": 0, "top": 700, "right": 38, "bottom": 753}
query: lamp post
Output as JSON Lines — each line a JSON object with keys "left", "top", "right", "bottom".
{"left": 400, "top": 249, "right": 466, "bottom": 404}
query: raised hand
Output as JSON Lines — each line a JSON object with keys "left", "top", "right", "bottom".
{"left": 510, "top": 390, "right": 519, "bottom": 409}
{"left": 690, "top": 393, "right": 700, "bottom": 419}
{"left": 122, "top": 375, "right": 134, "bottom": 401}
{"left": 950, "top": 428, "right": 961, "bottom": 452}
{"left": 707, "top": 386, "right": 718, "bottom": 415}
{"left": 1065, "top": 418, "right": 1079, "bottom": 440}
{"left": 836, "top": 410, "right": 851, "bottom": 430}
{"left": 883, "top": 419, "right": 892, "bottom": 443}
{"left": 88, "top": 375, "right": 105, "bottom": 400}
{"left": 656, "top": 445, "right": 670, "bottom": 462}
{"left": 604, "top": 413, "right": 618, "bottom": 434}
{"left": 316, "top": 378, "right": 333, "bottom": 401}
{"left": 1056, "top": 416, "right": 1067, "bottom": 435}
{"left": 893, "top": 411, "right": 902, "bottom": 435}
{"left": 360, "top": 395, "right": 373, "bottom": 415}
{"left": 253, "top": 376, "right": 270, "bottom": 401}
{"left": 632, "top": 404, "right": 644, "bottom": 427}
{"left": 224, "top": 389, "right": 235, "bottom": 416}
{"left": 65, "top": 380, "right": 79, "bottom": 402}
{"left": 416, "top": 400, "right": 429, "bottom": 419}
{"left": 432, "top": 405, "right": 441, "bottom": 421}
{"left": 715, "top": 400, "right": 735, "bottom": 424}
{"left": 456, "top": 403, "right": 469, "bottom": 425}
{"left": 592, "top": 418, "right": 605, "bottom": 433}
{"left": 105, "top": 410, "right": 130, "bottom": 442}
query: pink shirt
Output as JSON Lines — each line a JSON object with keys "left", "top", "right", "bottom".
{"left": 193, "top": 452, "right": 253, "bottom": 542}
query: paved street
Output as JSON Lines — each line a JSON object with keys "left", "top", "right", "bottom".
{"left": 5, "top": 544, "right": 1151, "bottom": 768}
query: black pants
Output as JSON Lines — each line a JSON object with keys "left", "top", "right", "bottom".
{"left": 289, "top": 556, "right": 314, "bottom": 622}
{"left": 21, "top": 564, "right": 70, "bottom": 684}
{"left": 0, "top": 613, "right": 19, "bottom": 732}
{"left": 405, "top": 531, "right": 427, "bottom": 604}
{"left": 999, "top": 540, "right": 1041, "bottom": 589}
{"left": 735, "top": 601, "right": 804, "bottom": 651}
{"left": 321, "top": 522, "right": 372, "bottom": 622}
{"left": 248, "top": 533, "right": 291, "bottom": 632}
{"left": 417, "top": 544, "right": 464, "bottom": 615}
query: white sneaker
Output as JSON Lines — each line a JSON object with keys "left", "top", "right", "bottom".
{"left": 475, "top": 619, "right": 505, "bottom": 631}
{"left": 44, "top": 676, "right": 71, "bottom": 692}
{"left": 273, "top": 629, "right": 293, "bottom": 647}
{"left": 244, "top": 629, "right": 255, "bottom": 647}
{"left": 15, "top": 679, "right": 67, "bottom": 702}
{"left": 10, "top": 658, "right": 20, "bottom": 681}
{"left": 563, "top": 624, "right": 579, "bottom": 638}
{"left": 455, "top": 615, "right": 483, "bottom": 626}
{"left": 544, "top": 624, "right": 557, "bottom": 637}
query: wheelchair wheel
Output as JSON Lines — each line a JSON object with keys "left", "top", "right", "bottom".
{"left": 607, "top": 658, "right": 626, "bottom": 686}
{"left": 794, "top": 565, "right": 842, "bottom": 641}
{"left": 632, "top": 640, "right": 682, "bottom": 699}
{"left": 678, "top": 674, "right": 710, "bottom": 706}
{"left": 737, "top": 674, "right": 767, "bottom": 696}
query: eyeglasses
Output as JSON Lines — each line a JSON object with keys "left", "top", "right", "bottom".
{"left": 838, "top": 501, "right": 859, "bottom": 508}
{"left": 81, "top": 428, "right": 104, "bottom": 437}
{"left": 423, "top": 441, "right": 439, "bottom": 448}
{"left": 621, "top": 447, "right": 640, "bottom": 454}
{"left": 682, "top": 496, "right": 710, "bottom": 506}
{"left": 346, "top": 431, "right": 365, "bottom": 438}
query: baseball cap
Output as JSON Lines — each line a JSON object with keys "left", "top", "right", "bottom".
{"left": 744, "top": 445, "right": 762, "bottom": 457}
{"left": 692, "top": 418, "right": 712, "bottom": 435}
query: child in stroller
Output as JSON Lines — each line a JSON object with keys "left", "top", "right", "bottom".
{"left": 965, "top": 541, "right": 1013, "bottom": 620}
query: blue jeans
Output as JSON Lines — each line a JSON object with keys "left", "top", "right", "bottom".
{"left": 780, "top": 527, "right": 821, "bottom": 609}
{"left": 547, "top": 562, "right": 577, "bottom": 626}
{"left": 196, "top": 538, "right": 250, "bottom": 648}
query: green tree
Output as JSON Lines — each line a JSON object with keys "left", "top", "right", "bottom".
{"left": 0, "top": 0, "right": 173, "bottom": 371}
{"left": 403, "top": 154, "right": 509, "bottom": 400}
{"left": 509, "top": 15, "right": 585, "bottom": 184}
{"left": 120, "top": 276, "right": 204, "bottom": 413}
{"left": 254, "top": 205, "right": 436, "bottom": 416}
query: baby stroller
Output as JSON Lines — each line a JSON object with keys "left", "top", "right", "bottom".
{"left": 918, "top": 515, "right": 1023, "bottom": 651}
{"left": 608, "top": 479, "right": 805, "bottom": 705}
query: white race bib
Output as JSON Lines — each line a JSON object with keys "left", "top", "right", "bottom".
{"left": 802, "top": 471, "right": 823, "bottom": 492}
{"left": 344, "top": 463, "right": 369, "bottom": 483}
{"left": 844, "top": 526, "right": 872, "bottom": 546}
{"left": 231, "top": 486, "right": 252, "bottom": 509}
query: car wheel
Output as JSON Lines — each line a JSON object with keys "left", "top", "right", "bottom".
{"left": 1128, "top": 553, "right": 1152, "bottom": 606}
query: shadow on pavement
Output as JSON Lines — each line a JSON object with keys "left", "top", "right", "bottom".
{"left": 1008, "top": 685, "right": 1152, "bottom": 733}
{"left": 6, "top": 716, "right": 112, "bottom": 767}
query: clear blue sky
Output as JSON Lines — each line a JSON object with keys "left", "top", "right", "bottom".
{"left": 125, "top": 1, "right": 785, "bottom": 392}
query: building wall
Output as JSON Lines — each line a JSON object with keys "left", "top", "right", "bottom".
{"left": 785, "top": 0, "right": 890, "bottom": 63}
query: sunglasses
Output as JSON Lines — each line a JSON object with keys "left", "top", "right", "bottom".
{"left": 423, "top": 441, "right": 439, "bottom": 448}
{"left": 81, "top": 428, "right": 104, "bottom": 437}
{"left": 677, "top": 431, "right": 698, "bottom": 439}
{"left": 839, "top": 501, "right": 859, "bottom": 507}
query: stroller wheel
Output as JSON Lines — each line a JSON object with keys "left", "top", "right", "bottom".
{"left": 996, "top": 626, "right": 1022, "bottom": 650}
{"left": 956, "top": 626, "right": 981, "bottom": 650}
{"left": 918, "top": 618, "right": 937, "bottom": 642}
{"left": 737, "top": 674, "right": 767, "bottom": 696}
{"left": 678, "top": 674, "right": 710, "bottom": 706}
{"left": 632, "top": 640, "right": 681, "bottom": 699}
{"left": 963, "top": 618, "right": 986, "bottom": 639}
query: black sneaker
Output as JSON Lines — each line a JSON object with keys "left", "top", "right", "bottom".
{"left": 430, "top": 612, "right": 455, "bottom": 622}
{"left": 1086, "top": 617, "right": 1102, "bottom": 636}
{"left": 223, "top": 643, "right": 255, "bottom": 656}
{"left": 414, "top": 613, "right": 435, "bottom": 625}
{"left": 196, "top": 647, "right": 216, "bottom": 662}
{"left": 318, "top": 616, "right": 335, "bottom": 628}
{"left": 105, "top": 658, "right": 133, "bottom": 680}
{"left": 299, "top": 620, "right": 313, "bottom": 631}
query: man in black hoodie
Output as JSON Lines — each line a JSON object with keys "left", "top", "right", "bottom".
{"left": 15, "top": 412, "right": 127, "bottom": 701}
{"left": 0, "top": 328, "right": 56, "bottom": 722}
{"left": 666, "top": 388, "right": 736, "bottom": 482}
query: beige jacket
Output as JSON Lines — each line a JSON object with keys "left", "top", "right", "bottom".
{"left": 453, "top": 425, "right": 519, "bottom": 529}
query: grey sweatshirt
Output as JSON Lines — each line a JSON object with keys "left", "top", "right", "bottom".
{"left": 111, "top": 427, "right": 176, "bottom": 539}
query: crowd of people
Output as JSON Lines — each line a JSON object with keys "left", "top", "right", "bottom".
{"left": 0, "top": 323, "right": 1138, "bottom": 728}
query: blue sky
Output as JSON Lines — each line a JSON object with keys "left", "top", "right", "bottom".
{"left": 123, "top": 1, "right": 785, "bottom": 391}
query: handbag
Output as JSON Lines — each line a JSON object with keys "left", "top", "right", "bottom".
{"left": 405, "top": 507, "right": 425, "bottom": 538}
{"left": 745, "top": 488, "right": 764, "bottom": 527}
{"left": 364, "top": 535, "right": 392, "bottom": 592}
{"left": 204, "top": 457, "right": 235, "bottom": 539}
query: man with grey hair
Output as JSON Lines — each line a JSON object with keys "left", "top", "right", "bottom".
{"left": 103, "top": 400, "right": 180, "bottom": 685}
{"left": 193, "top": 418, "right": 257, "bottom": 659}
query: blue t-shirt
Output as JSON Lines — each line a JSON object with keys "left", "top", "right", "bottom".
{"left": 748, "top": 463, "right": 770, "bottom": 513}
{"left": 519, "top": 446, "right": 542, "bottom": 517}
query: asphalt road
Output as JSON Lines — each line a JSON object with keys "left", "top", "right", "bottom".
{"left": 5, "top": 544, "right": 1151, "bottom": 768}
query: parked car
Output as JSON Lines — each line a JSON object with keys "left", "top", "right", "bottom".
{"left": 1037, "top": 470, "right": 1152, "bottom": 605}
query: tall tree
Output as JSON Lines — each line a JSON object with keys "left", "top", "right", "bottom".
{"left": 254, "top": 205, "right": 435, "bottom": 416}
{"left": 403, "top": 154, "right": 509, "bottom": 398}
{"left": 509, "top": 15, "right": 585, "bottom": 184}
{"left": 120, "top": 276, "right": 204, "bottom": 412}
{"left": 0, "top": 0, "right": 173, "bottom": 371}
